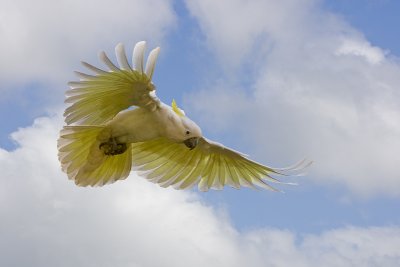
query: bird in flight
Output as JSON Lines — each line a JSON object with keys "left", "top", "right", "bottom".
{"left": 58, "top": 41, "right": 310, "bottom": 191}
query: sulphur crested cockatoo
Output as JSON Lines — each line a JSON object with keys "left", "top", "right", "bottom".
{"left": 58, "top": 41, "right": 309, "bottom": 191}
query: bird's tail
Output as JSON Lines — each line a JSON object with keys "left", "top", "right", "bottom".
{"left": 57, "top": 125, "right": 132, "bottom": 186}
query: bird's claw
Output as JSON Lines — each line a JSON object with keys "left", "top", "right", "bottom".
{"left": 99, "top": 138, "right": 127, "bottom": 155}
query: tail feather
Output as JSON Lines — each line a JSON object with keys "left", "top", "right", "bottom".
{"left": 58, "top": 126, "right": 132, "bottom": 186}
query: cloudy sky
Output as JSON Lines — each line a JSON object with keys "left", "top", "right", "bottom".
{"left": 1, "top": 0, "right": 400, "bottom": 266}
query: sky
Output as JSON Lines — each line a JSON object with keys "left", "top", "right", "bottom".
{"left": 0, "top": 0, "right": 400, "bottom": 266}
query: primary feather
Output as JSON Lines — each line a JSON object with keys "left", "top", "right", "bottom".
{"left": 58, "top": 41, "right": 310, "bottom": 191}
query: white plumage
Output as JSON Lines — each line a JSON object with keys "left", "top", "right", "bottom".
{"left": 57, "top": 41, "right": 310, "bottom": 191}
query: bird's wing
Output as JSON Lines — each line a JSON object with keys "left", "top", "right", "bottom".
{"left": 131, "top": 137, "right": 308, "bottom": 191}
{"left": 64, "top": 41, "right": 161, "bottom": 125}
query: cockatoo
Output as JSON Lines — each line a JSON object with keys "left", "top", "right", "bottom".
{"left": 58, "top": 41, "right": 309, "bottom": 191}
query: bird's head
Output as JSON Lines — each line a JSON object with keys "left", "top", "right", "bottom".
{"left": 182, "top": 118, "right": 202, "bottom": 149}
{"left": 171, "top": 100, "right": 202, "bottom": 149}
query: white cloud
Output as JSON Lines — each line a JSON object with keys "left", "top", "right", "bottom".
{"left": 0, "top": 115, "right": 241, "bottom": 267}
{"left": 299, "top": 226, "right": 400, "bottom": 267}
{"left": 1, "top": 1, "right": 398, "bottom": 265}
{"left": 1, "top": 114, "right": 400, "bottom": 266}
{"left": 185, "top": 0, "right": 400, "bottom": 197}
{"left": 336, "top": 39, "right": 386, "bottom": 64}
{"left": 243, "top": 226, "right": 400, "bottom": 267}
{"left": 185, "top": 0, "right": 317, "bottom": 70}
{"left": 0, "top": 0, "right": 176, "bottom": 87}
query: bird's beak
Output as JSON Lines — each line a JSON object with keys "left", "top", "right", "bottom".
{"left": 183, "top": 137, "right": 199, "bottom": 150}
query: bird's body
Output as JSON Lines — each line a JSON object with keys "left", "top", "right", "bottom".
{"left": 106, "top": 104, "right": 178, "bottom": 144}
{"left": 58, "top": 41, "right": 309, "bottom": 191}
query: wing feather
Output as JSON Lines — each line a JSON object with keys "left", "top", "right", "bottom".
{"left": 146, "top": 149, "right": 189, "bottom": 183}
{"left": 217, "top": 155, "right": 225, "bottom": 187}
{"left": 115, "top": 43, "right": 133, "bottom": 71}
{"left": 145, "top": 47, "right": 160, "bottom": 79}
{"left": 179, "top": 153, "right": 206, "bottom": 190}
{"left": 207, "top": 154, "right": 222, "bottom": 190}
{"left": 211, "top": 154, "right": 224, "bottom": 190}
{"left": 133, "top": 143, "right": 176, "bottom": 168}
{"left": 64, "top": 41, "right": 161, "bottom": 125}
{"left": 81, "top": 61, "right": 109, "bottom": 75}
{"left": 200, "top": 154, "right": 215, "bottom": 179}
{"left": 241, "top": 160, "right": 282, "bottom": 184}
{"left": 229, "top": 159, "right": 256, "bottom": 189}
{"left": 74, "top": 71, "right": 97, "bottom": 80}
{"left": 169, "top": 150, "right": 202, "bottom": 188}
{"left": 221, "top": 157, "right": 240, "bottom": 189}
{"left": 159, "top": 150, "right": 196, "bottom": 187}
{"left": 132, "top": 41, "right": 146, "bottom": 72}
{"left": 129, "top": 137, "right": 307, "bottom": 191}
{"left": 99, "top": 51, "right": 120, "bottom": 71}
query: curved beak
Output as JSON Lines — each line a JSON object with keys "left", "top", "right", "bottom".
{"left": 183, "top": 137, "right": 199, "bottom": 150}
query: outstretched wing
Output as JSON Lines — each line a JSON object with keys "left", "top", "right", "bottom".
{"left": 130, "top": 137, "right": 309, "bottom": 191}
{"left": 64, "top": 41, "right": 161, "bottom": 125}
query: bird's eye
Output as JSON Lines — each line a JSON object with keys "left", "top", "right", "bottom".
{"left": 186, "top": 130, "right": 190, "bottom": 135}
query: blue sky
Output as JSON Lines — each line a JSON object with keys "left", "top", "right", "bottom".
{"left": 1, "top": 0, "right": 400, "bottom": 266}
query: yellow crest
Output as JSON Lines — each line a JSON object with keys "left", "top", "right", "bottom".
{"left": 172, "top": 99, "right": 185, "bottom": 117}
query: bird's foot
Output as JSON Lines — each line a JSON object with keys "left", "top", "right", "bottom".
{"left": 99, "top": 138, "right": 127, "bottom": 156}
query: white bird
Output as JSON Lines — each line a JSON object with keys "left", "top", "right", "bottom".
{"left": 58, "top": 41, "right": 309, "bottom": 191}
